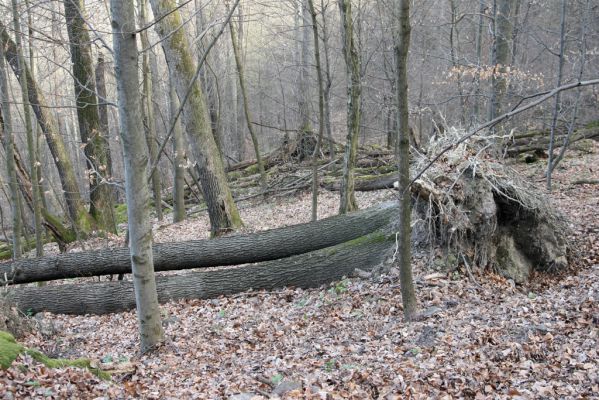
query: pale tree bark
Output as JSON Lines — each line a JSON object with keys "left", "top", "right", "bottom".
{"left": 394, "top": 0, "right": 418, "bottom": 321}
{"left": 11, "top": 0, "right": 42, "bottom": 256}
{"left": 489, "top": 0, "right": 516, "bottom": 120}
{"left": 297, "top": 0, "right": 312, "bottom": 133}
{"left": 338, "top": 0, "right": 361, "bottom": 214}
{"left": 546, "top": 0, "right": 566, "bottom": 191}
{"left": 228, "top": 6, "right": 266, "bottom": 191}
{"left": 320, "top": 0, "right": 335, "bottom": 159}
{"left": 110, "top": 0, "right": 164, "bottom": 353}
{"left": 0, "top": 20, "right": 94, "bottom": 239}
{"left": 139, "top": 0, "right": 163, "bottom": 221}
{"left": 307, "top": 0, "right": 325, "bottom": 221}
{"left": 0, "top": 39, "right": 21, "bottom": 258}
{"left": 63, "top": 0, "right": 116, "bottom": 233}
{"left": 472, "top": 0, "right": 485, "bottom": 125}
{"left": 169, "top": 74, "right": 186, "bottom": 223}
{"left": 148, "top": 0, "right": 242, "bottom": 236}
{"left": 95, "top": 54, "right": 114, "bottom": 184}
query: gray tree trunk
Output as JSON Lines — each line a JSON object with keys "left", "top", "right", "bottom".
{"left": 394, "top": 0, "right": 418, "bottom": 321}
{"left": 110, "top": 0, "right": 164, "bottom": 353}
{"left": 139, "top": 0, "right": 164, "bottom": 221}
{"left": 1, "top": 202, "right": 396, "bottom": 285}
{"left": 489, "top": 0, "right": 516, "bottom": 120}
{"left": 11, "top": 0, "right": 43, "bottom": 257}
{"left": 338, "top": 0, "right": 361, "bottom": 214}
{"left": 0, "top": 37, "right": 22, "bottom": 258}
{"left": 149, "top": 0, "right": 242, "bottom": 236}
{"left": 10, "top": 230, "right": 394, "bottom": 315}
{"left": 228, "top": 7, "right": 267, "bottom": 191}
{"left": 63, "top": 0, "right": 116, "bottom": 233}
{"left": 169, "top": 75, "right": 186, "bottom": 223}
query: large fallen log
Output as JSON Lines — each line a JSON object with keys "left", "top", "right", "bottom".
{"left": 8, "top": 231, "right": 393, "bottom": 315}
{"left": 0, "top": 202, "right": 396, "bottom": 285}
{"left": 507, "top": 126, "right": 599, "bottom": 155}
{"left": 323, "top": 172, "right": 397, "bottom": 192}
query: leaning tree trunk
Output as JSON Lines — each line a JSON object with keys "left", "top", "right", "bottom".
{"left": 0, "top": 41, "right": 22, "bottom": 258}
{"left": 11, "top": 0, "right": 43, "bottom": 257}
{"left": 0, "top": 19, "right": 94, "bottom": 238}
{"left": 111, "top": 0, "right": 164, "bottom": 352}
{"left": 63, "top": 0, "right": 116, "bottom": 233}
{"left": 1, "top": 202, "right": 396, "bottom": 285}
{"left": 338, "top": 0, "right": 361, "bottom": 214}
{"left": 149, "top": 0, "right": 242, "bottom": 236}
{"left": 9, "top": 229, "right": 394, "bottom": 315}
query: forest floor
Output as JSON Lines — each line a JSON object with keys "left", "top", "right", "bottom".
{"left": 1, "top": 142, "right": 598, "bottom": 399}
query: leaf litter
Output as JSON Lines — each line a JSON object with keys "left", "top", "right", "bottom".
{"left": 1, "top": 145, "right": 598, "bottom": 399}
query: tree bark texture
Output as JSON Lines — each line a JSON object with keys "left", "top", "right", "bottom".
{"left": 489, "top": 0, "right": 516, "bottom": 120}
{"left": 139, "top": 0, "right": 164, "bottom": 221}
{"left": 338, "top": 0, "right": 361, "bottom": 214}
{"left": 0, "top": 41, "right": 22, "bottom": 258}
{"left": 63, "top": 0, "right": 115, "bottom": 233}
{"left": 0, "top": 19, "right": 93, "bottom": 236}
{"left": 12, "top": 0, "right": 43, "bottom": 256}
{"left": 149, "top": 0, "right": 242, "bottom": 236}
{"left": 1, "top": 202, "right": 396, "bottom": 285}
{"left": 394, "top": 0, "right": 418, "bottom": 321}
{"left": 170, "top": 78, "right": 187, "bottom": 223}
{"left": 9, "top": 231, "right": 393, "bottom": 315}
{"left": 111, "top": 0, "right": 164, "bottom": 352}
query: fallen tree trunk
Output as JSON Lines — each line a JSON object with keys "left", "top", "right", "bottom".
{"left": 508, "top": 126, "right": 599, "bottom": 155}
{"left": 0, "top": 202, "right": 396, "bottom": 285}
{"left": 8, "top": 231, "right": 393, "bottom": 315}
{"left": 323, "top": 172, "right": 397, "bottom": 192}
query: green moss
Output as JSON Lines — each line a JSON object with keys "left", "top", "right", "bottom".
{"left": 0, "top": 331, "right": 23, "bottom": 369}
{"left": 327, "top": 231, "right": 390, "bottom": 256}
{"left": 244, "top": 164, "right": 260, "bottom": 175}
{"left": 0, "top": 331, "right": 109, "bottom": 380}
{"left": 585, "top": 120, "right": 599, "bottom": 129}
{"left": 114, "top": 203, "right": 128, "bottom": 225}
{"left": 228, "top": 171, "right": 242, "bottom": 181}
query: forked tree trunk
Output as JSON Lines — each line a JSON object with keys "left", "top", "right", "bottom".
{"left": 149, "top": 0, "right": 242, "bottom": 236}
{"left": 1, "top": 202, "right": 396, "bottom": 285}
{"left": 63, "top": 0, "right": 116, "bottom": 233}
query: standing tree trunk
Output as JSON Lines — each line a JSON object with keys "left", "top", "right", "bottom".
{"left": 139, "top": 0, "right": 163, "bottom": 221}
{"left": 546, "top": 0, "right": 566, "bottom": 191}
{"left": 308, "top": 0, "right": 325, "bottom": 221}
{"left": 228, "top": 6, "right": 266, "bottom": 191}
{"left": 338, "top": 0, "right": 361, "bottom": 214}
{"left": 0, "top": 20, "right": 94, "bottom": 239}
{"left": 297, "top": 0, "right": 312, "bottom": 135}
{"left": 110, "top": 0, "right": 164, "bottom": 353}
{"left": 394, "top": 0, "right": 418, "bottom": 321}
{"left": 489, "top": 0, "right": 516, "bottom": 120}
{"left": 169, "top": 74, "right": 186, "bottom": 223}
{"left": 148, "top": 0, "right": 242, "bottom": 236}
{"left": 63, "top": 0, "right": 116, "bottom": 233}
{"left": 95, "top": 54, "right": 114, "bottom": 191}
{"left": 320, "top": 0, "right": 335, "bottom": 159}
{"left": 11, "top": 0, "right": 43, "bottom": 256}
{"left": 0, "top": 39, "right": 22, "bottom": 258}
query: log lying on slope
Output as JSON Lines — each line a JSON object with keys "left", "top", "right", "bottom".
{"left": 0, "top": 202, "right": 397, "bottom": 285}
{"left": 8, "top": 231, "right": 393, "bottom": 315}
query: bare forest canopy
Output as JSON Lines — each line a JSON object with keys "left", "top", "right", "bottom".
{"left": 0, "top": 0, "right": 595, "bottom": 233}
